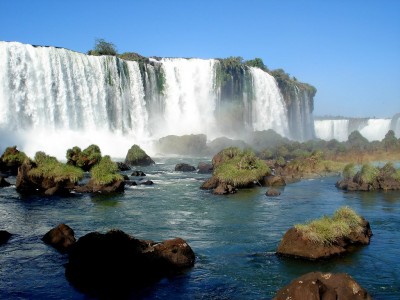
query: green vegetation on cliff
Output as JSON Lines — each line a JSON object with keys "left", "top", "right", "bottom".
{"left": 295, "top": 206, "right": 364, "bottom": 245}
{"left": 87, "top": 38, "right": 117, "bottom": 56}
{"left": 90, "top": 155, "right": 123, "bottom": 185}
{"left": 269, "top": 68, "right": 317, "bottom": 104}
{"left": 29, "top": 152, "right": 84, "bottom": 183}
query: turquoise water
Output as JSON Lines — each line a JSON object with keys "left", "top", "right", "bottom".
{"left": 0, "top": 157, "right": 399, "bottom": 299}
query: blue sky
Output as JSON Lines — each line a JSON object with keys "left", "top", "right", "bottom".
{"left": 1, "top": 0, "right": 399, "bottom": 118}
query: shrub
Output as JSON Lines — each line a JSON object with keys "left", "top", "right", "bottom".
{"left": 90, "top": 155, "right": 123, "bottom": 185}
{"left": 342, "top": 163, "right": 356, "bottom": 179}
{"left": 66, "top": 144, "right": 102, "bottom": 171}
{"left": 295, "top": 206, "right": 364, "bottom": 245}
{"left": 29, "top": 152, "right": 83, "bottom": 183}
{"left": 213, "top": 148, "right": 269, "bottom": 187}
{"left": 0, "top": 146, "right": 28, "bottom": 165}
{"left": 88, "top": 38, "right": 117, "bottom": 56}
{"left": 360, "top": 164, "right": 379, "bottom": 183}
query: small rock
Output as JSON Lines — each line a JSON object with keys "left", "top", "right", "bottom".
{"left": 42, "top": 223, "right": 76, "bottom": 252}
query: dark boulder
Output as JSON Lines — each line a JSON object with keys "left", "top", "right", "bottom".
{"left": 175, "top": 163, "right": 196, "bottom": 172}
{"left": 197, "top": 162, "right": 213, "bottom": 174}
{"left": 116, "top": 162, "right": 131, "bottom": 171}
{"left": 0, "top": 230, "right": 12, "bottom": 245}
{"left": 0, "top": 176, "right": 11, "bottom": 187}
{"left": 139, "top": 179, "right": 153, "bottom": 185}
{"left": 65, "top": 229, "right": 195, "bottom": 297}
{"left": 273, "top": 272, "right": 372, "bottom": 300}
{"left": 42, "top": 224, "right": 76, "bottom": 252}
{"left": 131, "top": 170, "right": 146, "bottom": 177}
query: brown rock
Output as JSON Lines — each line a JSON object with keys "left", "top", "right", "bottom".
{"left": 262, "top": 175, "right": 286, "bottom": 187}
{"left": 276, "top": 218, "right": 372, "bottom": 260}
{"left": 200, "top": 176, "right": 219, "bottom": 190}
{"left": 42, "top": 224, "right": 76, "bottom": 252}
{"left": 265, "top": 188, "right": 281, "bottom": 197}
{"left": 273, "top": 272, "right": 372, "bottom": 300}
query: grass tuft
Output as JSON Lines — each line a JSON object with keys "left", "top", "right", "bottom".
{"left": 29, "top": 152, "right": 84, "bottom": 183}
{"left": 295, "top": 206, "right": 364, "bottom": 245}
{"left": 214, "top": 148, "right": 269, "bottom": 187}
{"left": 90, "top": 155, "right": 123, "bottom": 185}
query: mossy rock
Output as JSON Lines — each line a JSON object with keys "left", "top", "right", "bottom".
{"left": 125, "top": 145, "right": 155, "bottom": 166}
{"left": 0, "top": 146, "right": 28, "bottom": 175}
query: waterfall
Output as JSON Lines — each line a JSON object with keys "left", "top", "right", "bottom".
{"left": 157, "top": 58, "right": 217, "bottom": 138}
{"left": 314, "top": 120, "right": 349, "bottom": 142}
{"left": 0, "top": 41, "right": 314, "bottom": 158}
{"left": 314, "top": 118, "right": 394, "bottom": 142}
{"left": 0, "top": 41, "right": 149, "bottom": 158}
{"left": 359, "top": 119, "right": 391, "bottom": 141}
{"left": 249, "top": 67, "right": 289, "bottom": 136}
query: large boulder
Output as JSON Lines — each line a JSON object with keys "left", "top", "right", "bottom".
{"left": 273, "top": 272, "right": 372, "bottom": 300}
{"left": 65, "top": 229, "right": 195, "bottom": 297}
{"left": 276, "top": 211, "right": 372, "bottom": 260}
{"left": 42, "top": 224, "right": 76, "bottom": 252}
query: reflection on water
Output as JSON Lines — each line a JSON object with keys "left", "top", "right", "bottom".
{"left": 0, "top": 157, "right": 399, "bottom": 299}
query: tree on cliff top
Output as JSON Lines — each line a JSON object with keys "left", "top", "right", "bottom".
{"left": 88, "top": 39, "right": 117, "bottom": 56}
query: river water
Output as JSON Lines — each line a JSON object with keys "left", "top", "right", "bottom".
{"left": 0, "top": 157, "right": 399, "bottom": 299}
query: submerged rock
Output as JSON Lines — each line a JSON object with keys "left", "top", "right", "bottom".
{"left": 42, "top": 223, "right": 76, "bottom": 252}
{"left": 265, "top": 188, "right": 281, "bottom": 196}
{"left": 131, "top": 170, "right": 146, "bottom": 177}
{"left": 273, "top": 271, "right": 372, "bottom": 300}
{"left": 65, "top": 229, "right": 195, "bottom": 297}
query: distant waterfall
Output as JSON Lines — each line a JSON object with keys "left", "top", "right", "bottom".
{"left": 314, "top": 120, "right": 349, "bottom": 142}
{"left": 0, "top": 41, "right": 314, "bottom": 158}
{"left": 249, "top": 67, "right": 289, "bottom": 136}
{"left": 315, "top": 118, "right": 396, "bottom": 142}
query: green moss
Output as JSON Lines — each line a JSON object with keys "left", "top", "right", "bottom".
{"left": 90, "top": 155, "right": 123, "bottom": 185}
{"left": 126, "top": 144, "right": 147, "bottom": 162}
{"left": 213, "top": 148, "right": 269, "bottom": 187}
{"left": 29, "top": 152, "right": 83, "bottom": 183}
{"left": 295, "top": 206, "right": 364, "bottom": 245}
